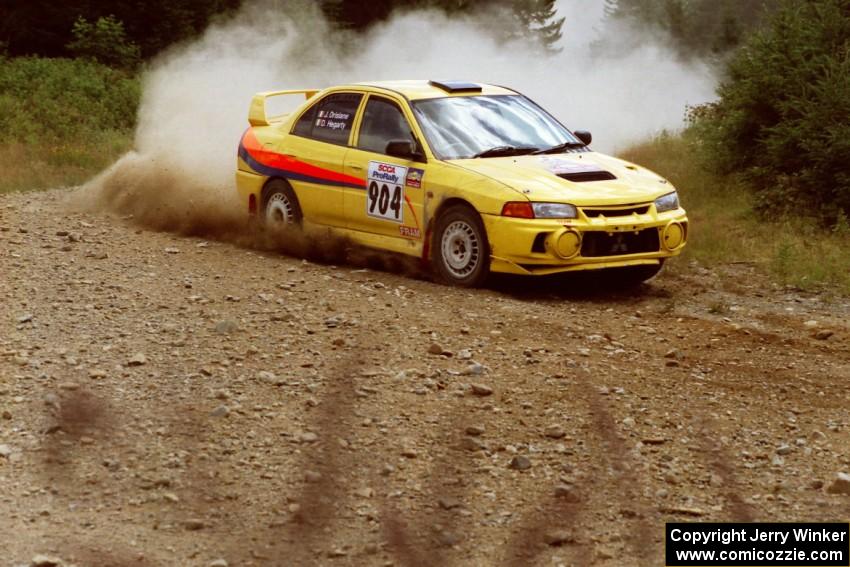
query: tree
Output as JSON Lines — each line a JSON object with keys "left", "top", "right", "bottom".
{"left": 0, "top": 0, "right": 565, "bottom": 60}
{"left": 319, "top": 0, "right": 565, "bottom": 52}
{"left": 507, "top": 0, "right": 565, "bottom": 53}
{"left": 319, "top": 0, "right": 399, "bottom": 30}
{"left": 0, "top": 0, "right": 240, "bottom": 59}
{"left": 600, "top": 0, "right": 780, "bottom": 58}
{"left": 663, "top": 0, "right": 687, "bottom": 46}
{"left": 67, "top": 15, "right": 141, "bottom": 70}
{"left": 698, "top": 0, "right": 850, "bottom": 223}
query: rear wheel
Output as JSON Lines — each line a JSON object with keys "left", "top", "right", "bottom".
{"left": 262, "top": 179, "right": 302, "bottom": 227}
{"left": 432, "top": 205, "right": 490, "bottom": 287}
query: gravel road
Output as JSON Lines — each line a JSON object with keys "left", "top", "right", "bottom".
{"left": 1, "top": 188, "right": 849, "bottom": 567}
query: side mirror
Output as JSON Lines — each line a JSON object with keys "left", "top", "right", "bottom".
{"left": 385, "top": 139, "right": 418, "bottom": 159}
{"left": 574, "top": 130, "right": 592, "bottom": 145}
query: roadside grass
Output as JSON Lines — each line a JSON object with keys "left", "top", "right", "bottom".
{"left": 0, "top": 132, "right": 132, "bottom": 193}
{"left": 619, "top": 133, "right": 850, "bottom": 294}
{"left": 0, "top": 56, "right": 138, "bottom": 193}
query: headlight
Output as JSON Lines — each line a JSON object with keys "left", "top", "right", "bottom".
{"left": 531, "top": 202, "right": 578, "bottom": 219}
{"left": 654, "top": 191, "right": 679, "bottom": 213}
{"left": 501, "top": 202, "right": 577, "bottom": 219}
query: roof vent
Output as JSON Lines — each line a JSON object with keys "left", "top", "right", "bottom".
{"left": 428, "top": 80, "right": 483, "bottom": 93}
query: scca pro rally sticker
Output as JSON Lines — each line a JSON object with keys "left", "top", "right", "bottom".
{"left": 367, "top": 161, "right": 407, "bottom": 223}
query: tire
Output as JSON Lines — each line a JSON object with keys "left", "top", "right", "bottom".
{"left": 262, "top": 179, "right": 302, "bottom": 227}
{"left": 432, "top": 204, "right": 490, "bottom": 287}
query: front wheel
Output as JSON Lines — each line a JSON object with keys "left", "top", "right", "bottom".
{"left": 432, "top": 205, "right": 490, "bottom": 287}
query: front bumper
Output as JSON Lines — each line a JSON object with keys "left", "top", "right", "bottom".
{"left": 482, "top": 207, "right": 689, "bottom": 276}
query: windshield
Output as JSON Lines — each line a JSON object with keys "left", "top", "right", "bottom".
{"left": 411, "top": 94, "right": 579, "bottom": 160}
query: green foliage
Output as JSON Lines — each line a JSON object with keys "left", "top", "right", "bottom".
{"left": 772, "top": 236, "right": 794, "bottom": 280}
{"left": 1, "top": 0, "right": 240, "bottom": 59}
{"left": 320, "top": 0, "right": 564, "bottom": 52}
{"left": 318, "top": 0, "right": 395, "bottom": 30}
{"left": 696, "top": 0, "right": 850, "bottom": 224}
{"left": 0, "top": 55, "right": 137, "bottom": 192}
{"left": 602, "top": 0, "right": 778, "bottom": 57}
{"left": 834, "top": 210, "right": 850, "bottom": 235}
{"left": 0, "top": 56, "right": 139, "bottom": 145}
{"left": 504, "top": 0, "right": 564, "bottom": 53}
{"left": 67, "top": 15, "right": 141, "bottom": 70}
{"left": 620, "top": 133, "right": 850, "bottom": 294}
{"left": 1, "top": 0, "right": 563, "bottom": 59}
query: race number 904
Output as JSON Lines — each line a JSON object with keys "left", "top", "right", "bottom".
{"left": 368, "top": 181, "right": 402, "bottom": 222}
{"left": 367, "top": 161, "right": 407, "bottom": 223}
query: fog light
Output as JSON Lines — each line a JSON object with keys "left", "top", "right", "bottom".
{"left": 552, "top": 230, "right": 581, "bottom": 259}
{"left": 663, "top": 222, "right": 684, "bottom": 250}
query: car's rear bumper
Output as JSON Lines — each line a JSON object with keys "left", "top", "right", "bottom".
{"left": 236, "top": 169, "right": 265, "bottom": 211}
{"left": 481, "top": 209, "right": 688, "bottom": 276}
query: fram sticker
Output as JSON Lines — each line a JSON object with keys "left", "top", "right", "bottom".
{"left": 399, "top": 226, "right": 421, "bottom": 238}
{"left": 405, "top": 168, "right": 424, "bottom": 189}
{"left": 367, "top": 161, "right": 407, "bottom": 223}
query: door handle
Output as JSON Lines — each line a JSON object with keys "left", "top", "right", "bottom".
{"left": 349, "top": 164, "right": 363, "bottom": 171}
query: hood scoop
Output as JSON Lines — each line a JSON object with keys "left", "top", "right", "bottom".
{"left": 557, "top": 170, "right": 617, "bottom": 183}
{"left": 538, "top": 157, "right": 617, "bottom": 183}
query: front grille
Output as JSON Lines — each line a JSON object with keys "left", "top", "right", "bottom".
{"left": 582, "top": 205, "right": 650, "bottom": 218}
{"left": 557, "top": 171, "right": 617, "bottom": 182}
{"left": 581, "top": 229, "right": 660, "bottom": 257}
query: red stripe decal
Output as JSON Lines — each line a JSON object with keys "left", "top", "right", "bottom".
{"left": 241, "top": 129, "right": 365, "bottom": 188}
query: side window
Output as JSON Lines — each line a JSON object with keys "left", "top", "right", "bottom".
{"left": 357, "top": 97, "right": 415, "bottom": 155}
{"left": 292, "top": 92, "right": 362, "bottom": 145}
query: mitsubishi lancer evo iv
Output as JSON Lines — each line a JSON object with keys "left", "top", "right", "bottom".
{"left": 236, "top": 80, "right": 688, "bottom": 287}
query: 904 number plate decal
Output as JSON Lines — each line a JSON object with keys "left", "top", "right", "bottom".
{"left": 367, "top": 161, "right": 407, "bottom": 223}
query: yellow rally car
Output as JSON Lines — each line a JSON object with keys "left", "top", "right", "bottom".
{"left": 236, "top": 80, "right": 688, "bottom": 287}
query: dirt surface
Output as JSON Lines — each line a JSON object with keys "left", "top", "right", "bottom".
{"left": 2, "top": 188, "right": 849, "bottom": 567}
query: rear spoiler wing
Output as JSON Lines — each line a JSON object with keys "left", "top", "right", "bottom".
{"left": 248, "top": 89, "right": 319, "bottom": 126}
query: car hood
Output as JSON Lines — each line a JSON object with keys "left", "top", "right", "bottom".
{"left": 451, "top": 152, "right": 674, "bottom": 206}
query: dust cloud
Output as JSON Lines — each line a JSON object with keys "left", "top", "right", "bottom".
{"left": 73, "top": 0, "right": 715, "bottom": 243}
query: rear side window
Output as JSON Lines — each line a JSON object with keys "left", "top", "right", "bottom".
{"left": 292, "top": 92, "right": 362, "bottom": 145}
{"left": 357, "top": 97, "right": 415, "bottom": 154}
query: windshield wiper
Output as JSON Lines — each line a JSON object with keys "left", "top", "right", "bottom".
{"left": 531, "top": 141, "right": 587, "bottom": 155}
{"left": 472, "top": 145, "right": 539, "bottom": 158}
